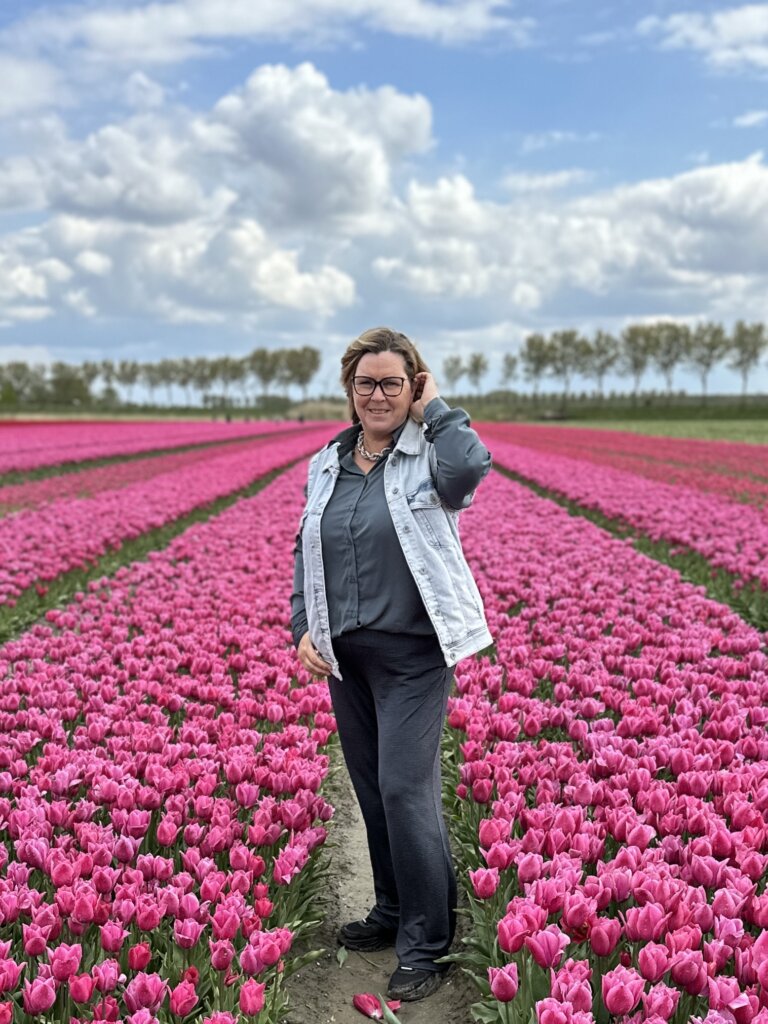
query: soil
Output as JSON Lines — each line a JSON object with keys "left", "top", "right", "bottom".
{"left": 283, "top": 760, "right": 478, "bottom": 1024}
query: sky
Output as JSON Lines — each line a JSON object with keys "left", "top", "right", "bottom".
{"left": 2, "top": 0, "right": 768, "bottom": 396}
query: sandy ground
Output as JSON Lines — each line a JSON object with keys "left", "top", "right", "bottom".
{"left": 283, "top": 762, "right": 477, "bottom": 1024}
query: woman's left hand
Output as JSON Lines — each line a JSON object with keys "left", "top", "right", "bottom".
{"left": 410, "top": 372, "right": 440, "bottom": 419}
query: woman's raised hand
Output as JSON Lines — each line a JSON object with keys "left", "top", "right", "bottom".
{"left": 409, "top": 372, "right": 439, "bottom": 419}
{"left": 297, "top": 632, "right": 333, "bottom": 677}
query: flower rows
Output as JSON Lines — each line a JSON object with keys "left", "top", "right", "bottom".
{"left": 0, "top": 421, "right": 311, "bottom": 476}
{"left": 0, "top": 427, "right": 333, "bottom": 607}
{"left": 480, "top": 425, "right": 768, "bottom": 502}
{"left": 0, "top": 463, "right": 334, "bottom": 1022}
{"left": 0, "top": 434, "right": 320, "bottom": 517}
{"left": 447, "top": 470, "right": 768, "bottom": 1023}
{"left": 481, "top": 435, "right": 768, "bottom": 591}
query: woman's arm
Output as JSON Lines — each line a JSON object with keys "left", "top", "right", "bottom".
{"left": 414, "top": 376, "right": 491, "bottom": 509}
{"left": 290, "top": 532, "right": 309, "bottom": 649}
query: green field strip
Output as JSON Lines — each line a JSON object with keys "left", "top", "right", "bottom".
{"left": 493, "top": 465, "right": 768, "bottom": 633}
{"left": 0, "top": 424, "right": 311, "bottom": 488}
{"left": 0, "top": 458, "right": 304, "bottom": 646}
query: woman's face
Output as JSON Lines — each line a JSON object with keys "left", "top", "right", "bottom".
{"left": 352, "top": 351, "right": 413, "bottom": 440}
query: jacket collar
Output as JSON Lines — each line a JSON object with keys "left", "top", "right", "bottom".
{"left": 323, "top": 416, "right": 424, "bottom": 466}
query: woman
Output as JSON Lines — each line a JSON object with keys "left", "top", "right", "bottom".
{"left": 291, "top": 327, "right": 492, "bottom": 1002}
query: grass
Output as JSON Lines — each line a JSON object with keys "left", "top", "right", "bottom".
{"left": 554, "top": 420, "right": 768, "bottom": 444}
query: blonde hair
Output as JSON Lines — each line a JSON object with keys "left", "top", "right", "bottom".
{"left": 340, "top": 327, "right": 430, "bottom": 424}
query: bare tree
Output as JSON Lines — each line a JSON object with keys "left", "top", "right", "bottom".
{"left": 652, "top": 321, "right": 690, "bottom": 398}
{"left": 116, "top": 360, "right": 140, "bottom": 403}
{"left": 520, "top": 333, "right": 550, "bottom": 401}
{"left": 728, "top": 320, "right": 767, "bottom": 398}
{"left": 687, "top": 321, "right": 728, "bottom": 403}
{"left": 442, "top": 356, "right": 465, "bottom": 393}
{"left": 466, "top": 352, "right": 489, "bottom": 394}
{"left": 586, "top": 330, "right": 619, "bottom": 397}
{"left": 620, "top": 324, "right": 658, "bottom": 403}
{"left": 548, "top": 329, "right": 589, "bottom": 403}
{"left": 501, "top": 353, "right": 518, "bottom": 388}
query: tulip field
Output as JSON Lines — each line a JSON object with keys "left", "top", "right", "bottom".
{"left": 0, "top": 419, "right": 767, "bottom": 1024}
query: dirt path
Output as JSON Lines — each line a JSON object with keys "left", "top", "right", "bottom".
{"left": 283, "top": 758, "right": 477, "bottom": 1024}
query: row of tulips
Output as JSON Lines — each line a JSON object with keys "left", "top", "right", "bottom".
{"left": 0, "top": 421, "right": 305, "bottom": 476}
{"left": 0, "top": 427, "right": 324, "bottom": 517}
{"left": 480, "top": 436, "right": 768, "bottom": 594}
{"left": 444, "top": 469, "right": 768, "bottom": 1024}
{"left": 479, "top": 425, "right": 768, "bottom": 508}
{"left": 0, "top": 426, "right": 334, "bottom": 608}
{"left": 0, "top": 462, "right": 335, "bottom": 1022}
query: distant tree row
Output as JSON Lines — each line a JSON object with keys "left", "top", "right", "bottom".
{"left": 0, "top": 347, "right": 321, "bottom": 410}
{"left": 443, "top": 320, "right": 768, "bottom": 401}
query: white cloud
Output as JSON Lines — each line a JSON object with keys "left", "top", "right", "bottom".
{"left": 0, "top": 55, "right": 64, "bottom": 117}
{"left": 373, "top": 153, "right": 768, "bottom": 324}
{"left": 638, "top": 6, "right": 768, "bottom": 70}
{"left": 734, "top": 109, "right": 768, "bottom": 127}
{"left": 195, "top": 63, "right": 432, "bottom": 231}
{"left": 0, "top": 157, "right": 46, "bottom": 211}
{"left": 75, "top": 250, "right": 113, "bottom": 275}
{"left": 8, "top": 0, "right": 535, "bottom": 66}
{"left": 521, "top": 129, "right": 601, "bottom": 153}
{"left": 501, "top": 168, "right": 592, "bottom": 192}
{"left": 124, "top": 72, "right": 166, "bottom": 109}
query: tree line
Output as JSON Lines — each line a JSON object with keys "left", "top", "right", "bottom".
{"left": 1, "top": 320, "right": 766, "bottom": 411}
{"left": 0, "top": 347, "right": 321, "bottom": 410}
{"left": 444, "top": 320, "right": 767, "bottom": 401}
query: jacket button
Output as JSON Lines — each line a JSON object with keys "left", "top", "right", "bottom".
{"left": 392, "top": 487, "right": 399, "bottom": 495}
{"left": 430, "top": 494, "right": 439, "bottom": 504}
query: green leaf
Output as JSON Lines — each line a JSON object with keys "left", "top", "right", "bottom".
{"left": 470, "top": 1000, "right": 505, "bottom": 1023}
{"left": 336, "top": 945, "right": 348, "bottom": 968}
{"left": 377, "top": 995, "right": 402, "bottom": 1023}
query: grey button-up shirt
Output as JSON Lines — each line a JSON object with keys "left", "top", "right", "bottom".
{"left": 291, "top": 397, "right": 491, "bottom": 646}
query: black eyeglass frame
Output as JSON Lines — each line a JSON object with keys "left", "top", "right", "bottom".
{"left": 351, "top": 375, "right": 410, "bottom": 397}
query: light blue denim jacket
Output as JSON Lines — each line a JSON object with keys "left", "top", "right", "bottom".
{"left": 296, "top": 411, "right": 493, "bottom": 678}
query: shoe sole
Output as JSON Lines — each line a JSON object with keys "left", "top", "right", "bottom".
{"left": 387, "top": 972, "right": 443, "bottom": 1001}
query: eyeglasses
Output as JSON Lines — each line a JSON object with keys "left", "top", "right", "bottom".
{"left": 352, "top": 376, "right": 408, "bottom": 397}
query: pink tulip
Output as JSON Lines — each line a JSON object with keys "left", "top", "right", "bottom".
{"left": 124, "top": 972, "right": 167, "bottom": 1013}
{"left": 48, "top": 942, "right": 82, "bottom": 982}
{"left": 588, "top": 917, "right": 621, "bottom": 958}
{"left": 92, "top": 959, "right": 123, "bottom": 993}
{"left": 23, "top": 977, "right": 57, "bottom": 1015}
{"left": 601, "top": 965, "right": 644, "bottom": 1016}
{"left": 637, "top": 943, "right": 671, "bottom": 983}
{"left": 69, "top": 973, "right": 96, "bottom": 1004}
{"left": 169, "top": 979, "right": 198, "bottom": 1017}
{"left": 642, "top": 982, "right": 679, "bottom": 1020}
{"left": 128, "top": 943, "right": 152, "bottom": 971}
{"left": 488, "top": 962, "right": 519, "bottom": 1001}
{"left": 498, "top": 914, "right": 528, "bottom": 954}
{"left": 0, "top": 959, "right": 24, "bottom": 994}
{"left": 525, "top": 926, "right": 570, "bottom": 969}
{"left": 351, "top": 993, "right": 402, "bottom": 1019}
{"left": 210, "top": 939, "right": 236, "bottom": 972}
{"left": 239, "top": 979, "right": 267, "bottom": 1016}
{"left": 470, "top": 867, "right": 499, "bottom": 899}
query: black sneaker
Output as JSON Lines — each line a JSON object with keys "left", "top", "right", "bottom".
{"left": 386, "top": 965, "right": 443, "bottom": 1001}
{"left": 337, "top": 916, "right": 398, "bottom": 952}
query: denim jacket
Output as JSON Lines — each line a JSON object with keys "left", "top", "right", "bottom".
{"left": 296, "top": 412, "right": 493, "bottom": 678}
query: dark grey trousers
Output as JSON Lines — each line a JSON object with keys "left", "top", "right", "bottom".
{"left": 329, "top": 628, "right": 456, "bottom": 972}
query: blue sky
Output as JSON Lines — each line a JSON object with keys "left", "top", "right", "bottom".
{"left": 2, "top": 0, "right": 768, "bottom": 395}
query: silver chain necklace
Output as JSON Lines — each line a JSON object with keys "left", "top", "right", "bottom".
{"left": 356, "top": 430, "right": 391, "bottom": 462}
